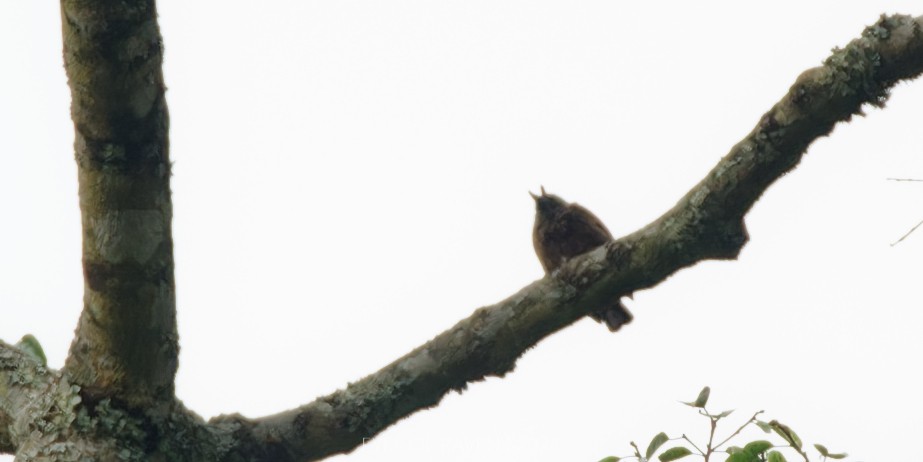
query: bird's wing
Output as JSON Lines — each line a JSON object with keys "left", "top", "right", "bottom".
{"left": 569, "top": 203, "right": 613, "bottom": 241}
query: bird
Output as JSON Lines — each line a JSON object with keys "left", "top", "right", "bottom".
{"left": 530, "top": 186, "right": 632, "bottom": 331}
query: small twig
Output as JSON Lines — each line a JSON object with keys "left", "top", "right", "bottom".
{"left": 630, "top": 441, "right": 643, "bottom": 459}
{"left": 704, "top": 414, "right": 718, "bottom": 462}
{"left": 885, "top": 177, "right": 922, "bottom": 245}
{"left": 890, "top": 217, "right": 923, "bottom": 246}
{"left": 682, "top": 434, "right": 706, "bottom": 456}
{"left": 773, "top": 426, "right": 810, "bottom": 462}
{"left": 713, "top": 410, "right": 765, "bottom": 449}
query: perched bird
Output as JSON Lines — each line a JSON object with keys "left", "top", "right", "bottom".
{"left": 531, "top": 187, "right": 632, "bottom": 331}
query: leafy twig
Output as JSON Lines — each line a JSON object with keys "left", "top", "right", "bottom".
{"left": 682, "top": 434, "right": 705, "bottom": 456}
{"left": 713, "top": 410, "right": 764, "bottom": 450}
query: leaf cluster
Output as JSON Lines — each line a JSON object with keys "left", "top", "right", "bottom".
{"left": 598, "top": 387, "right": 850, "bottom": 462}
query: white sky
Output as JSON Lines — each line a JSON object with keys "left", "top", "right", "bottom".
{"left": 2, "top": 2, "right": 922, "bottom": 461}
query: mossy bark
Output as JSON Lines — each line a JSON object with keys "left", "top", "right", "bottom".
{"left": 60, "top": 0, "right": 177, "bottom": 408}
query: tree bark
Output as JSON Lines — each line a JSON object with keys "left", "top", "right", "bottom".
{"left": 59, "top": 0, "right": 178, "bottom": 409}
{"left": 0, "top": 342, "right": 32, "bottom": 454}
{"left": 1, "top": 8, "right": 921, "bottom": 462}
{"left": 0, "top": 341, "right": 66, "bottom": 458}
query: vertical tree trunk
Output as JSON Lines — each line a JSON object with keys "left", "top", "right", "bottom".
{"left": 60, "top": 0, "right": 177, "bottom": 408}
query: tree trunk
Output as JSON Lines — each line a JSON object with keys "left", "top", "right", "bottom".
{"left": 60, "top": 0, "right": 178, "bottom": 409}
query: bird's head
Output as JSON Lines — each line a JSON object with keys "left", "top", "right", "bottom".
{"left": 529, "top": 186, "right": 567, "bottom": 217}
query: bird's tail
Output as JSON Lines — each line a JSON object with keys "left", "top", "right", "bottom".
{"left": 589, "top": 297, "right": 633, "bottom": 332}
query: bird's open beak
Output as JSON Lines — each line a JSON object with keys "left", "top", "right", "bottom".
{"left": 540, "top": 185, "right": 546, "bottom": 196}
{"left": 529, "top": 191, "right": 539, "bottom": 201}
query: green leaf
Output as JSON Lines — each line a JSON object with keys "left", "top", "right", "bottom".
{"left": 725, "top": 452, "right": 758, "bottom": 462}
{"left": 597, "top": 457, "right": 621, "bottom": 462}
{"left": 683, "top": 386, "right": 711, "bottom": 408}
{"left": 755, "top": 420, "right": 772, "bottom": 433}
{"left": 816, "top": 444, "right": 847, "bottom": 459}
{"left": 743, "top": 440, "right": 773, "bottom": 455}
{"left": 769, "top": 420, "right": 802, "bottom": 449}
{"left": 814, "top": 444, "right": 829, "bottom": 456}
{"left": 16, "top": 334, "right": 47, "bottom": 366}
{"left": 695, "top": 386, "right": 710, "bottom": 407}
{"left": 726, "top": 446, "right": 743, "bottom": 454}
{"left": 767, "top": 450, "right": 788, "bottom": 462}
{"left": 658, "top": 447, "right": 693, "bottom": 462}
{"left": 646, "top": 432, "right": 669, "bottom": 459}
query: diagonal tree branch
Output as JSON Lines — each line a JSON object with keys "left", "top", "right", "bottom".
{"left": 212, "top": 14, "right": 923, "bottom": 462}
{"left": 59, "top": 0, "right": 178, "bottom": 408}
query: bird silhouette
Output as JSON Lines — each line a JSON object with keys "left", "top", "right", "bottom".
{"left": 531, "top": 186, "right": 632, "bottom": 331}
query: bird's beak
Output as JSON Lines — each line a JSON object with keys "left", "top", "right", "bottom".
{"left": 540, "top": 185, "right": 546, "bottom": 196}
{"left": 529, "top": 190, "right": 539, "bottom": 201}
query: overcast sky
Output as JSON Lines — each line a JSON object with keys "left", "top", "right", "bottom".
{"left": 2, "top": 2, "right": 922, "bottom": 461}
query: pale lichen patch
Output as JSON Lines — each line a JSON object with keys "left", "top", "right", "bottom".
{"left": 399, "top": 350, "right": 437, "bottom": 375}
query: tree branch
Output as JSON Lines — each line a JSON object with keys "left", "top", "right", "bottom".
{"left": 59, "top": 0, "right": 178, "bottom": 408}
{"left": 0, "top": 342, "right": 22, "bottom": 455}
{"left": 213, "top": 14, "right": 923, "bottom": 462}
{"left": 0, "top": 341, "right": 59, "bottom": 455}
{"left": 0, "top": 415, "right": 10, "bottom": 455}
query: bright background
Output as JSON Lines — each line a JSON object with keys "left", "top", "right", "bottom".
{"left": 2, "top": 2, "right": 921, "bottom": 461}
